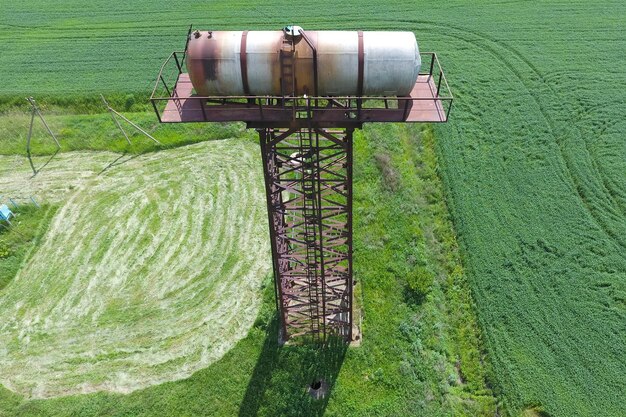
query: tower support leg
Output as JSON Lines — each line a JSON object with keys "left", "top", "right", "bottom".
{"left": 259, "top": 127, "right": 353, "bottom": 343}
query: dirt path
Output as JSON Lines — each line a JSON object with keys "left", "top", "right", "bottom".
{"left": 0, "top": 140, "right": 271, "bottom": 398}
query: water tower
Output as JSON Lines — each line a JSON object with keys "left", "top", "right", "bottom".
{"left": 151, "top": 25, "right": 452, "bottom": 343}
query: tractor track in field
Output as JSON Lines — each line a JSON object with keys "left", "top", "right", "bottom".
{"left": 0, "top": 140, "right": 271, "bottom": 399}
{"left": 391, "top": 18, "right": 626, "bottom": 255}
{"left": 382, "top": 16, "right": 626, "bottom": 415}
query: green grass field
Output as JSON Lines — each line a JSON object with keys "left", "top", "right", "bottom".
{"left": 0, "top": 123, "right": 494, "bottom": 415}
{"left": 1, "top": 0, "right": 625, "bottom": 416}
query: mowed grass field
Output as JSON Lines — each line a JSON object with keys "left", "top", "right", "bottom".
{"left": 0, "top": 140, "right": 271, "bottom": 398}
{"left": 1, "top": 0, "right": 626, "bottom": 416}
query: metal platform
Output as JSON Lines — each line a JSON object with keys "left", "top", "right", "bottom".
{"left": 151, "top": 52, "right": 452, "bottom": 128}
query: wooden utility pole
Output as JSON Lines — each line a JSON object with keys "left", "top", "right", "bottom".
{"left": 26, "top": 97, "right": 61, "bottom": 175}
{"left": 101, "top": 95, "right": 162, "bottom": 145}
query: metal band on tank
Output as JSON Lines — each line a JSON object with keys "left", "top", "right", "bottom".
{"left": 240, "top": 31, "right": 251, "bottom": 96}
{"left": 357, "top": 31, "right": 364, "bottom": 97}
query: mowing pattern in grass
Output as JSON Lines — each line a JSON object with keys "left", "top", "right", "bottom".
{"left": 0, "top": 140, "right": 270, "bottom": 398}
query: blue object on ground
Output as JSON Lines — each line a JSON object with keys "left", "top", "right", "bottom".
{"left": 0, "top": 204, "right": 13, "bottom": 221}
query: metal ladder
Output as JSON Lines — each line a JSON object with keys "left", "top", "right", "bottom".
{"left": 299, "top": 129, "right": 323, "bottom": 340}
{"left": 280, "top": 37, "right": 296, "bottom": 116}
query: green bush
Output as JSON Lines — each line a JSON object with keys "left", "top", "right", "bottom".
{"left": 406, "top": 265, "right": 434, "bottom": 298}
{"left": 124, "top": 94, "right": 136, "bottom": 111}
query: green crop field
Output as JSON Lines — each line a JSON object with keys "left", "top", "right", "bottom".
{"left": 1, "top": 1, "right": 625, "bottom": 416}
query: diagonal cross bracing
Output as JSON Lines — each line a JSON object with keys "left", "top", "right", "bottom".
{"left": 259, "top": 127, "right": 353, "bottom": 343}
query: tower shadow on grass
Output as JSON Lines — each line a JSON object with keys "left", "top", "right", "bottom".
{"left": 98, "top": 152, "right": 141, "bottom": 175}
{"left": 238, "top": 316, "right": 348, "bottom": 417}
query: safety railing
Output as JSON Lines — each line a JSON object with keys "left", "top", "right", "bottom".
{"left": 150, "top": 51, "right": 453, "bottom": 123}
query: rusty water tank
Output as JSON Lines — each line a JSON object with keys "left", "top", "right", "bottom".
{"left": 186, "top": 27, "right": 421, "bottom": 97}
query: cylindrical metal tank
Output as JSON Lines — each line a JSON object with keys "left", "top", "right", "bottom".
{"left": 185, "top": 28, "right": 420, "bottom": 97}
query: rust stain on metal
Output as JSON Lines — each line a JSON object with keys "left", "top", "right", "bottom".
{"left": 202, "top": 36, "right": 219, "bottom": 81}
{"left": 270, "top": 35, "right": 283, "bottom": 95}
{"left": 293, "top": 50, "right": 313, "bottom": 96}
{"left": 186, "top": 35, "right": 207, "bottom": 96}
{"left": 240, "top": 30, "right": 250, "bottom": 95}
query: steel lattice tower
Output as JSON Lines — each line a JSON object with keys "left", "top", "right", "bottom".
{"left": 259, "top": 127, "right": 354, "bottom": 341}
{"left": 151, "top": 26, "right": 452, "bottom": 343}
